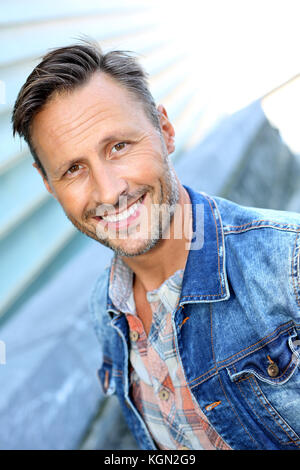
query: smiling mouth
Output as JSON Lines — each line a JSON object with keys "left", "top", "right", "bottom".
{"left": 93, "top": 193, "right": 146, "bottom": 225}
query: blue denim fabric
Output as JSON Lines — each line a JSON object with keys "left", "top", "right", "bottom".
{"left": 89, "top": 185, "right": 300, "bottom": 450}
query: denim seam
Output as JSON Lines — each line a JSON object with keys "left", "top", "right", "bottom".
{"left": 210, "top": 194, "right": 230, "bottom": 297}
{"left": 233, "top": 355, "right": 296, "bottom": 384}
{"left": 188, "top": 322, "right": 296, "bottom": 387}
{"left": 204, "top": 195, "right": 224, "bottom": 295}
{"left": 234, "top": 368, "right": 286, "bottom": 445}
{"left": 245, "top": 373, "right": 300, "bottom": 446}
{"left": 215, "top": 323, "right": 296, "bottom": 367}
{"left": 234, "top": 370, "right": 300, "bottom": 446}
{"left": 249, "top": 375, "right": 300, "bottom": 445}
{"left": 224, "top": 226, "right": 300, "bottom": 236}
{"left": 216, "top": 372, "right": 260, "bottom": 449}
{"left": 112, "top": 370, "right": 123, "bottom": 377}
{"left": 291, "top": 230, "right": 300, "bottom": 309}
{"left": 103, "top": 356, "right": 113, "bottom": 365}
{"left": 89, "top": 268, "right": 110, "bottom": 344}
{"left": 178, "top": 193, "right": 227, "bottom": 300}
{"left": 208, "top": 304, "right": 259, "bottom": 449}
{"left": 224, "top": 220, "right": 300, "bottom": 232}
{"left": 180, "top": 293, "right": 224, "bottom": 299}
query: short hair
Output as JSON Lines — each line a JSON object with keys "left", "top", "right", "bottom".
{"left": 12, "top": 40, "right": 160, "bottom": 177}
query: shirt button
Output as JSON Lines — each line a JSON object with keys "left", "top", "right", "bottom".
{"left": 130, "top": 331, "right": 139, "bottom": 342}
{"left": 267, "top": 362, "right": 279, "bottom": 377}
{"left": 158, "top": 388, "right": 170, "bottom": 401}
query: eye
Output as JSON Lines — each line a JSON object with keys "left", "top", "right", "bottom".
{"left": 111, "top": 142, "right": 127, "bottom": 154}
{"left": 66, "top": 163, "right": 84, "bottom": 176}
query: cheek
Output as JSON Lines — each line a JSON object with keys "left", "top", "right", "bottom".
{"left": 122, "top": 147, "right": 166, "bottom": 182}
{"left": 54, "top": 179, "right": 90, "bottom": 217}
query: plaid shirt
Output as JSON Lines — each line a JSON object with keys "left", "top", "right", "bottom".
{"left": 109, "top": 255, "right": 230, "bottom": 450}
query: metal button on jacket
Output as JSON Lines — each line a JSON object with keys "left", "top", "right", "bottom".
{"left": 267, "top": 362, "right": 279, "bottom": 377}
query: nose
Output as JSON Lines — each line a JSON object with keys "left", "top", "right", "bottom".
{"left": 90, "top": 160, "right": 129, "bottom": 207}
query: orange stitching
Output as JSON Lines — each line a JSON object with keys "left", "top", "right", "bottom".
{"left": 215, "top": 323, "right": 294, "bottom": 367}
{"left": 205, "top": 401, "right": 221, "bottom": 411}
{"left": 190, "top": 370, "right": 218, "bottom": 388}
{"left": 188, "top": 303, "right": 219, "bottom": 389}
{"left": 234, "top": 372, "right": 284, "bottom": 443}
{"left": 180, "top": 317, "right": 190, "bottom": 328}
{"left": 103, "top": 356, "right": 113, "bottom": 365}
{"left": 189, "top": 323, "right": 293, "bottom": 385}
{"left": 188, "top": 323, "right": 297, "bottom": 388}
{"left": 216, "top": 370, "right": 259, "bottom": 447}
{"left": 112, "top": 371, "right": 123, "bottom": 377}
{"left": 236, "top": 375, "right": 251, "bottom": 383}
{"left": 268, "top": 357, "right": 295, "bottom": 381}
{"left": 248, "top": 376, "right": 300, "bottom": 446}
{"left": 104, "top": 369, "right": 109, "bottom": 391}
{"left": 235, "top": 367, "right": 300, "bottom": 446}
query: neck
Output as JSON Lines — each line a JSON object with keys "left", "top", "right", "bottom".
{"left": 121, "top": 183, "right": 192, "bottom": 293}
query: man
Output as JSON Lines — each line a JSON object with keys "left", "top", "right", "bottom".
{"left": 12, "top": 41, "right": 300, "bottom": 450}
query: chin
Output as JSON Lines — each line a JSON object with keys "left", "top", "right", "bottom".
{"left": 105, "top": 235, "right": 161, "bottom": 258}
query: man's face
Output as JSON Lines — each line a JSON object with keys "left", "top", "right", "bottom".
{"left": 31, "top": 72, "right": 179, "bottom": 257}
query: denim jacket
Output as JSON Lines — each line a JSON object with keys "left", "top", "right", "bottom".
{"left": 89, "top": 185, "right": 300, "bottom": 450}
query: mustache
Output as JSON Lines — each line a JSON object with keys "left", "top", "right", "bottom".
{"left": 84, "top": 186, "right": 151, "bottom": 219}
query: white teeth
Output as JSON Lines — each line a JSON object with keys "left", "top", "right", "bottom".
{"left": 101, "top": 197, "right": 142, "bottom": 222}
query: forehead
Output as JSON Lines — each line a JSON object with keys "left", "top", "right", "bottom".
{"left": 31, "top": 72, "right": 150, "bottom": 159}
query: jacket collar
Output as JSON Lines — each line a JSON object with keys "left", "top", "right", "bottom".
{"left": 179, "top": 185, "right": 230, "bottom": 304}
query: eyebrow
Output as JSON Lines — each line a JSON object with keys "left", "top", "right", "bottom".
{"left": 53, "top": 134, "right": 126, "bottom": 176}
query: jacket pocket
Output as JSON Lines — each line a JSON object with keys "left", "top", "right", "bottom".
{"left": 226, "top": 328, "right": 300, "bottom": 447}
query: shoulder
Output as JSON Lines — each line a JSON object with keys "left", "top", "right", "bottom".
{"left": 89, "top": 266, "right": 111, "bottom": 344}
{"left": 207, "top": 194, "right": 300, "bottom": 315}
{"left": 209, "top": 193, "right": 300, "bottom": 271}
{"left": 89, "top": 266, "right": 110, "bottom": 310}
{"left": 210, "top": 194, "right": 300, "bottom": 233}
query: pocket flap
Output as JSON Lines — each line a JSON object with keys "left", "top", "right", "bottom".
{"left": 227, "top": 329, "right": 300, "bottom": 385}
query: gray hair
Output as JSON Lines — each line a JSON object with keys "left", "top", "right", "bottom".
{"left": 12, "top": 39, "right": 160, "bottom": 177}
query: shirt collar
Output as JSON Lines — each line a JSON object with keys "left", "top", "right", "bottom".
{"left": 108, "top": 254, "right": 184, "bottom": 315}
{"left": 108, "top": 255, "right": 135, "bottom": 314}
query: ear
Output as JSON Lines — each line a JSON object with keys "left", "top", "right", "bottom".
{"left": 157, "top": 104, "right": 175, "bottom": 155}
{"left": 32, "top": 163, "right": 57, "bottom": 199}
